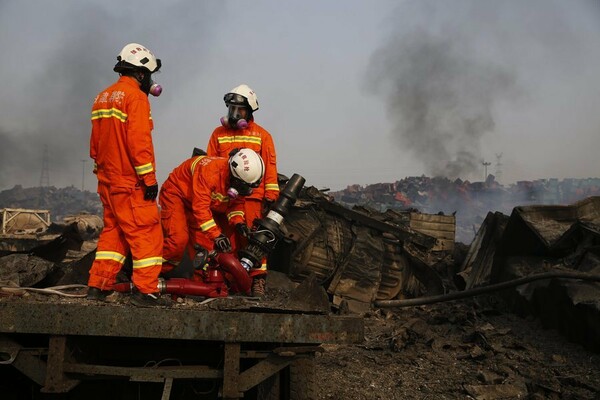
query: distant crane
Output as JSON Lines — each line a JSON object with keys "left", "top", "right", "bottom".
{"left": 495, "top": 153, "right": 503, "bottom": 183}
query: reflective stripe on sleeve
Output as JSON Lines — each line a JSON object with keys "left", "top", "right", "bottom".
{"left": 211, "top": 192, "right": 230, "bottom": 202}
{"left": 265, "top": 183, "right": 280, "bottom": 191}
{"left": 227, "top": 210, "right": 244, "bottom": 221}
{"left": 135, "top": 163, "right": 154, "bottom": 175}
{"left": 200, "top": 219, "right": 217, "bottom": 231}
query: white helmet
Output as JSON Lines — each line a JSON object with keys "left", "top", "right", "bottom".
{"left": 229, "top": 148, "right": 264, "bottom": 186}
{"left": 114, "top": 43, "right": 161, "bottom": 73}
{"left": 224, "top": 84, "right": 259, "bottom": 112}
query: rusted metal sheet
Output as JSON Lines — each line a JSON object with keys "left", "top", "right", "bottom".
{"left": 313, "top": 197, "right": 437, "bottom": 248}
{"left": 505, "top": 196, "right": 600, "bottom": 251}
{"left": 457, "top": 211, "right": 509, "bottom": 290}
{"left": 0, "top": 300, "right": 363, "bottom": 344}
{"left": 1, "top": 208, "right": 51, "bottom": 235}
{"left": 457, "top": 196, "right": 600, "bottom": 351}
{"left": 327, "top": 225, "right": 384, "bottom": 309}
{"left": 409, "top": 212, "right": 456, "bottom": 252}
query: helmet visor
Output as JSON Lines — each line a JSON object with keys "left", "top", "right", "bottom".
{"left": 227, "top": 105, "right": 247, "bottom": 121}
{"left": 224, "top": 93, "right": 247, "bottom": 105}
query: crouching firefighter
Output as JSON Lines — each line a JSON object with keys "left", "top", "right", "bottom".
{"left": 159, "top": 148, "right": 265, "bottom": 283}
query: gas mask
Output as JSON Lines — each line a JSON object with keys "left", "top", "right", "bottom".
{"left": 227, "top": 177, "right": 253, "bottom": 198}
{"left": 220, "top": 105, "right": 248, "bottom": 129}
{"left": 221, "top": 93, "right": 249, "bottom": 129}
{"left": 139, "top": 72, "right": 162, "bottom": 97}
{"left": 227, "top": 177, "right": 260, "bottom": 199}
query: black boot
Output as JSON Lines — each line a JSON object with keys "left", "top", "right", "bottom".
{"left": 130, "top": 291, "right": 171, "bottom": 307}
{"left": 87, "top": 287, "right": 113, "bottom": 302}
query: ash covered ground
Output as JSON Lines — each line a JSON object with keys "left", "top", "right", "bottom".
{"left": 313, "top": 299, "right": 600, "bottom": 400}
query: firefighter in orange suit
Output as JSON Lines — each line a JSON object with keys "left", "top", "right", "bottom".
{"left": 159, "top": 148, "right": 265, "bottom": 279}
{"left": 206, "top": 84, "right": 278, "bottom": 296}
{"left": 87, "top": 43, "right": 169, "bottom": 307}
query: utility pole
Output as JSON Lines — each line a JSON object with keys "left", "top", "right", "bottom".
{"left": 40, "top": 145, "right": 50, "bottom": 187}
{"left": 482, "top": 161, "right": 491, "bottom": 181}
{"left": 38, "top": 145, "right": 50, "bottom": 208}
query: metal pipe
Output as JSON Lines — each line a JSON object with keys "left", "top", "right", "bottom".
{"left": 374, "top": 271, "right": 600, "bottom": 308}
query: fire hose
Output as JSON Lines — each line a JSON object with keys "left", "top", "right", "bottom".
{"left": 374, "top": 271, "right": 600, "bottom": 308}
{"left": 113, "top": 252, "right": 252, "bottom": 297}
{"left": 114, "top": 174, "right": 306, "bottom": 298}
{"left": 0, "top": 284, "right": 88, "bottom": 298}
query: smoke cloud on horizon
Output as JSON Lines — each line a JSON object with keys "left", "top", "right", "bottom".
{"left": 367, "top": 0, "right": 600, "bottom": 182}
{"left": 0, "top": 1, "right": 220, "bottom": 190}
{"left": 1, "top": 1, "right": 599, "bottom": 192}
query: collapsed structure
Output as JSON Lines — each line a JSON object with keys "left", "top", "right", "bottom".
{"left": 1, "top": 180, "right": 600, "bottom": 397}
{"left": 269, "top": 184, "right": 456, "bottom": 313}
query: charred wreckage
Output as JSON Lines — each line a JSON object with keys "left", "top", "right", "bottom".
{"left": 1, "top": 174, "right": 600, "bottom": 399}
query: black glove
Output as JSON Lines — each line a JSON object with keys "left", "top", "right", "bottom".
{"left": 236, "top": 223, "right": 251, "bottom": 238}
{"left": 262, "top": 198, "right": 274, "bottom": 215}
{"left": 144, "top": 184, "right": 159, "bottom": 201}
{"left": 214, "top": 234, "right": 232, "bottom": 253}
{"left": 192, "top": 244, "right": 208, "bottom": 270}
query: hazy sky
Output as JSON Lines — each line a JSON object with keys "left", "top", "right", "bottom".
{"left": 1, "top": 0, "right": 599, "bottom": 192}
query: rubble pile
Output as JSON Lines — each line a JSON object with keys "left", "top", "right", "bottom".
{"left": 331, "top": 176, "right": 600, "bottom": 244}
{"left": 458, "top": 196, "right": 600, "bottom": 352}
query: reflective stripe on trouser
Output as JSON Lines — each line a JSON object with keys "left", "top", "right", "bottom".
{"left": 88, "top": 182, "right": 163, "bottom": 293}
{"left": 240, "top": 198, "right": 267, "bottom": 275}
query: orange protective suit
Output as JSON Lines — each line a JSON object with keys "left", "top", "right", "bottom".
{"left": 206, "top": 120, "right": 279, "bottom": 274}
{"left": 159, "top": 156, "right": 246, "bottom": 273}
{"left": 88, "top": 76, "right": 163, "bottom": 294}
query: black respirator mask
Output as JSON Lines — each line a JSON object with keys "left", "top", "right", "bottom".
{"left": 227, "top": 177, "right": 260, "bottom": 199}
{"left": 139, "top": 72, "right": 162, "bottom": 97}
{"left": 220, "top": 93, "right": 250, "bottom": 129}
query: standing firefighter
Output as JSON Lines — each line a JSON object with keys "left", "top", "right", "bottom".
{"left": 159, "top": 149, "right": 265, "bottom": 280}
{"left": 87, "top": 43, "right": 169, "bottom": 307}
{"left": 207, "top": 84, "right": 279, "bottom": 296}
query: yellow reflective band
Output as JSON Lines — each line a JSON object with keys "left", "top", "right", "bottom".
{"left": 257, "top": 263, "right": 267, "bottom": 271}
{"left": 227, "top": 210, "right": 244, "bottom": 221}
{"left": 200, "top": 219, "right": 217, "bottom": 231}
{"left": 135, "top": 163, "right": 154, "bottom": 175}
{"left": 149, "top": 110, "right": 153, "bottom": 121}
{"left": 190, "top": 156, "right": 206, "bottom": 174}
{"left": 217, "top": 136, "right": 262, "bottom": 145}
{"left": 265, "top": 184, "right": 280, "bottom": 191}
{"left": 91, "top": 108, "right": 128, "bottom": 123}
{"left": 132, "top": 256, "right": 163, "bottom": 269}
{"left": 95, "top": 251, "right": 126, "bottom": 264}
{"left": 211, "top": 192, "right": 229, "bottom": 202}
{"left": 162, "top": 258, "right": 180, "bottom": 267}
